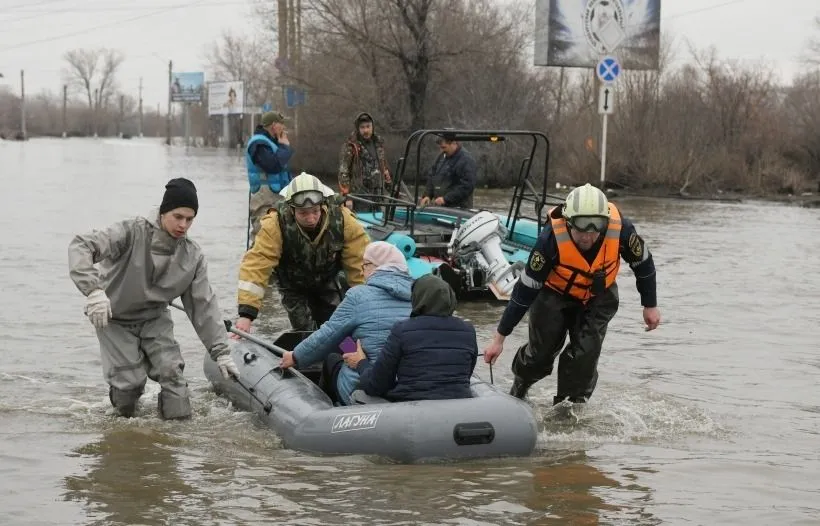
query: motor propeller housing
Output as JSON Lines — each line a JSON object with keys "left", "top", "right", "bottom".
{"left": 450, "top": 211, "right": 522, "bottom": 299}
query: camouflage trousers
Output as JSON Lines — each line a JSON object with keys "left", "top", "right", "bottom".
{"left": 248, "top": 186, "right": 284, "bottom": 242}
{"left": 279, "top": 278, "right": 345, "bottom": 331}
{"left": 511, "top": 284, "right": 619, "bottom": 404}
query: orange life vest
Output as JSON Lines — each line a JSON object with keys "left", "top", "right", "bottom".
{"left": 544, "top": 204, "right": 622, "bottom": 303}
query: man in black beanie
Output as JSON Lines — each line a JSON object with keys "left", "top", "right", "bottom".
{"left": 160, "top": 177, "right": 199, "bottom": 216}
{"left": 68, "top": 177, "right": 239, "bottom": 420}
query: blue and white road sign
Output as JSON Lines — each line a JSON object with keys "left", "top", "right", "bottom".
{"left": 261, "top": 102, "right": 272, "bottom": 112}
{"left": 284, "top": 86, "right": 307, "bottom": 108}
{"left": 596, "top": 56, "right": 621, "bottom": 84}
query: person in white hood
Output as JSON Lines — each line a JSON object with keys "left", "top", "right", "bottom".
{"left": 68, "top": 178, "right": 239, "bottom": 419}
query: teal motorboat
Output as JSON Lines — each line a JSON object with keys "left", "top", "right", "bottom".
{"left": 347, "top": 129, "right": 564, "bottom": 301}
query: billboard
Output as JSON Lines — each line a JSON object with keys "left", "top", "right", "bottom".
{"left": 534, "top": 0, "right": 661, "bottom": 70}
{"left": 208, "top": 81, "right": 245, "bottom": 115}
{"left": 170, "top": 72, "right": 204, "bottom": 102}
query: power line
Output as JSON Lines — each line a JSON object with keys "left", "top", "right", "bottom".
{"left": 663, "top": 0, "right": 752, "bottom": 21}
{"left": 0, "top": 0, "right": 210, "bottom": 53}
{"left": 2, "top": 0, "right": 254, "bottom": 27}
{"left": 2, "top": 0, "right": 74, "bottom": 12}
{"left": 3, "top": 0, "right": 250, "bottom": 14}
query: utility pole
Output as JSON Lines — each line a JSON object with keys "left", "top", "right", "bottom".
{"left": 295, "top": 0, "right": 302, "bottom": 143}
{"left": 278, "top": 0, "right": 288, "bottom": 113}
{"left": 288, "top": 0, "right": 297, "bottom": 140}
{"left": 156, "top": 103, "right": 160, "bottom": 137}
{"left": 166, "top": 60, "right": 172, "bottom": 146}
{"left": 20, "top": 70, "right": 27, "bottom": 140}
{"left": 93, "top": 88, "right": 98, "bottom": 137}
{"left": 118, "top": 94, "right": 125, "bottom": 137}
{"left": 62, "top": 84, "right": 67, "bottom": 138}
{"left": 138, "top": 77, "right": 144, "bottom": 137}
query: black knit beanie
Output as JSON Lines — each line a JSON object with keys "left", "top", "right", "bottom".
{"left": 160, "top": 178, "right": 199, "bottom": 215}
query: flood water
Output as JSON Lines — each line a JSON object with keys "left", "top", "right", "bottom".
{"left": 1, "top": 138, "right": 818, "bottom": 525}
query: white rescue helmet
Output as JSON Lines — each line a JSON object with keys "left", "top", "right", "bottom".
{"left": 279, "top": 172, "right": 336, "bottom": 208}
{"left": 562, "top": 183, "right": 610, "bottom": 232}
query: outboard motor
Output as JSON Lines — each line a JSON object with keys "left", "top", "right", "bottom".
{"left": 449, "top": 211, "right": 523, "bottom": 299}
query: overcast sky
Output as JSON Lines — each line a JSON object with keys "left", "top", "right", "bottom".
{"left": 0, "top": 0, "right": 818, "bottom": 112}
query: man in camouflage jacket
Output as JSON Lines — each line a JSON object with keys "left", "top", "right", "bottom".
{"left": 337, "top": 112, "right": 391, "bottom": 210}
{"left": 235, "top": 173, "right": 369, "bottom": 332}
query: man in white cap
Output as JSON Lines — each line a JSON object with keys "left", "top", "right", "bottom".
{"left": 235, "top": 172, "right": 370, "bottom": 332}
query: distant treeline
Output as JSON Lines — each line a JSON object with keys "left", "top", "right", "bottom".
{"left": 3, "top": 2, "right": 819, "bottom": 196}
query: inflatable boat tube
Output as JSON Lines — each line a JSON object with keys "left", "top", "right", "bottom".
{"left": 204, "top": 337, "right": 539, "bottom": 464}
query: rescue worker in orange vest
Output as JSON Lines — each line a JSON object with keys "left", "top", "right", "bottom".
{"left": 483, "top": 183, "right": 661, "bottom": 405}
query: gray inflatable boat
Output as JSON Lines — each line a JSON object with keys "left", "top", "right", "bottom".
{"left": 202, "top": 330, "right": 540, "bottom": 463}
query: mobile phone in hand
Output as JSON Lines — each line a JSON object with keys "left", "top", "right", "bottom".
{"left": 339, "top": 336, "right": 357, "bottom": 354}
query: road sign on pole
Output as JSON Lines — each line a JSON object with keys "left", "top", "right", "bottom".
{"left": 595, "top": 56, "right": 621, "bottom": 188}
{"left": 598, "top": 85, "right": 614, "bottom": 115}
{"left": 596, "top": 56, "right": 621, "bottom": 84}
{"left": 284, "top": 86, "right": 307, "bottom": 108}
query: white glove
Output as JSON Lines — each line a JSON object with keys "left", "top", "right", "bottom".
{"left": 217, "top": 354, "right": 240, "bottom": 380}
{"left": 84, "top": 289, "right": 112, "bottom": 329}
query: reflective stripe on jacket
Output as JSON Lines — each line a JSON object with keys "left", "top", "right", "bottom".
{"left": 544, "top": 204, "right": 622, "bottom": 303}
{"left": 237, "top": 204, "right": 369, "bottom": 314}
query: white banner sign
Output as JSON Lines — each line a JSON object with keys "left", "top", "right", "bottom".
{"left": 208, "top": 80, "right": 245, "bottom": 115}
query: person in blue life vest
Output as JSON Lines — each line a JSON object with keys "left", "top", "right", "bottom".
{"left": 483, "top": 183, "right": 661, "bottom": 406}
{"left": 246, "top": 111, "right": 293, "bottom": 241}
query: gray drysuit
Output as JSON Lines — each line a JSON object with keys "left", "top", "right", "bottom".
{"left": 68, "top": 212, "right": 231, "bottom": 419}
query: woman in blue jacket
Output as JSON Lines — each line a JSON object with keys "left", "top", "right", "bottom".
{"left": 344, "top": 274, "right": 478, "bottom": 401}
{"left": 278, "top": 241, "right": 412, "bottom": 404}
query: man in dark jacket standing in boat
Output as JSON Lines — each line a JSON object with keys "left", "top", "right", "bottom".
{"left": 419, "top": 132, "right": 478, "bottom": 209}
{"left": 68, "top": 178, "right": 240, "bottom": 419}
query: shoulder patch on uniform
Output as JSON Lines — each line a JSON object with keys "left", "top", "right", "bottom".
{"left": 530, "top": 250, "right": 545, "bottom": 271}
{"left": 628, "top": 232, "right": 643, "bottom": 258}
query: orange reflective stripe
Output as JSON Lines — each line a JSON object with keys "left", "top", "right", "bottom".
{"left": 545, "top": 204, "right": 622, "bottom": 303}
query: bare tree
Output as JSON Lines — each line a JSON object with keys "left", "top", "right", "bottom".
{"left": 302, "top": 0, "right": 517, "bottom": 132}
{"left": 802, "top": 15, "right": 820, "bottom": 66}
{"left": 0, "top": 86, "right": 20, "bottom": 135}
{"left": 784, "top": 71, "right": 820, "bottom": 178}
{"left": 62, "top": 48, "right": 124, "bottom": 135}
{"left": 206, "top": 32, "right": 280, "bottom": 107}
{"left": 191, "top": 9, "right": 819, "bottom": 195}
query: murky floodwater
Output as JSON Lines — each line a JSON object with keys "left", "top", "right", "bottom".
{"left": 1, "top": 138, "right": 818, "bottom": 525}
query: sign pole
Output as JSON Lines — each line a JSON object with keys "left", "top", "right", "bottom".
{"left": 166, "top": 60, "right": 172, "bottom": 146}
{"left": 183, "top": 103, "right": 190, "bottom": 148}
{"left": 595, "top": 55, "right": 620, "bottom": 190}
{"left": 600, "top": 112, "right": 608, "bottom": 187}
